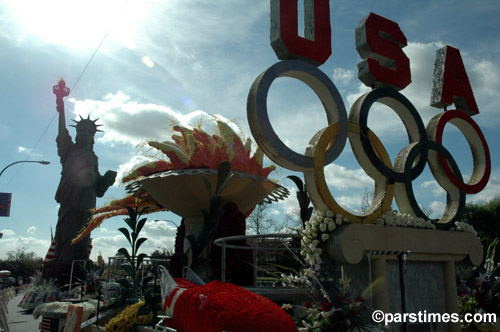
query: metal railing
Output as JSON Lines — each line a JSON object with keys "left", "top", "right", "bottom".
{"left": 213, "top": 233, "right": 301, "bottom": 287}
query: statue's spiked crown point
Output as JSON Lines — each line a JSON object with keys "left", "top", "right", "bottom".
{"left": 70, "top": 114, "right": 103, "bottom": 133}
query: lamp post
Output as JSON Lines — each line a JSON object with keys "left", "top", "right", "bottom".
{"left": 0, "top": 160, "right": 50, "bottom": 178}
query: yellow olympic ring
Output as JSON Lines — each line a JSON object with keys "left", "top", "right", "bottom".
{"left": 304, "top": 122, "right": 394, "bottom": 223}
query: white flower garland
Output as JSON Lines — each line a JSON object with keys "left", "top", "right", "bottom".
{"left": 301, "top": 210, "right": 348, "bottom": 270}
{"left": 376, "top": 210, "right": 477, "bottom": 235}
{"left": 300, "top": 210, "right": 477, "bottom": 269}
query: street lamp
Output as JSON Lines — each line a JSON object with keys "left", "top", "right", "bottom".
{"left": 0, "top": 160, "right": 51, "bottom": 178}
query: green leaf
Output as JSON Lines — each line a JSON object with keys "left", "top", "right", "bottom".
{"left": 201, "top": 176, "right": 212, "bottom": 200}
{"left": 201, "top": 209, "right": 210, "bottom": 223}
{"left": 210, "top": 196, "right": 224, "bottom": 214}
{"left": 118, "top": 248, "right": 131, "bottom": 262}
{"left": 215, "top": 161, "right": 232, "bottom": 195}
{"left": 136, "top": 253, "right": 148, "bottom": 269}
{"left": 139, "top": 205, "right": 150, "bottom": 215}
{"left": 118, "top": 227, "right": 132, "bottom": 245}
{"left": 124, "top": 206, "right": 137, "bottom": 229}
{"left": 122, "top": 263, "right": 133, "bottom": 276}
{"left": 135, "top": 237, "right": 148, "bottom": 252}
{"left": 190, "top": 258, "right": 212, "bottom": 281}
{"left": 185, "top": 234, "right": 200, "bottom": 258}
{"left": 287, "top": 175, "right": 305, "bottom": 193}
{"left": 136, "top": 217, "right": 147, "bottom": 235}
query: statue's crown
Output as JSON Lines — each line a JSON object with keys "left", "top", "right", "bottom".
{"left": 70, "top": 115, "right": 103, "bottom": 133}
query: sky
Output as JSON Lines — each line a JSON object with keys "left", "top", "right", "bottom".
{"left": 0, "top": 0, "right": 499, "bottom": 262}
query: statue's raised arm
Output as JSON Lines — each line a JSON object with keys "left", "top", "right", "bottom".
{"left": 53, "top": 79, "right": 70, "bottom": 136}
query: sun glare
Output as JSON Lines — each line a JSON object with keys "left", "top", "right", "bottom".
{"left": 5, "top": 0, "right": 148, "bottom": 49}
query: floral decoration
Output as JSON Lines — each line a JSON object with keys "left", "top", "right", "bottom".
{"left": 374, "top": 211, "right": 436, "bottom": 229}
{"left": 375, "top": 210, "right": 477, "bottom": 235}
{"left": 73, "top": 120, "right": 275, "bottom": 242}
{"left": 300, "top": 210, "right": 349, "bottom": 271}
{"left": 279, "top": 265, "right": 377, "bottom": 332}
{"left": 105, "top": 300, "right": 152, "bottom": 332}
{"left": 123, "top": 121, "right": 274, "bottom": 182}
{"left": 458, "top": 238, "right": 499, "bottom": 331}
{"left": 295, "top": 295, "right": 373, "bottom": 332}
{"left": 277, "top": 209, "right": 377, "bottom": 331}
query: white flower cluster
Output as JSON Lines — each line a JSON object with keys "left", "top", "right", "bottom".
{"left": 376, "top": 211, "right": 478, "bottom": 235}
{"left": 452, "top": 221, "right": 477, "bottom": 235}
{"left": 280, "top": 268, "right": 315, "bottom": 288}
{"left": 300, "top": 210, "right": 349, "bottom": 270}
{"left": 375, "top": 210, "right": 435, "bottom": 229}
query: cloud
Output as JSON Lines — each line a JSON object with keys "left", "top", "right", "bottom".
{"left": 97, "top": 227, "right": 115, "bottom": 234}
{"left": 332, "top": 67, "right": 355, "bottom": 86}
{"left": 429, "top": 200, "right": 446, "bottom": 218}
{"left": 0, "top": 229, "right": 15, "bottom": 236}
{"left": 91, "top": 234, "right": 129, "bottom": 257}
{"left": 0, "top": 236, "right": 50, "bottom": 259}
{"left": 142, "top": 220, "right": 177, "bottom": 237}
{"left": 276, "top": 184, "right": 304, "bottom": 218}
{"left": 26, "top": 226, "right": 36, "bottom": 234}
{"left": 469, "top": 172, "right": 500, "bottom": 204}
{"left": 88, "top": 220, "right": 178, "bottom": 260}
{"left": 324, "top": 164, "right": 373, "bottom": 190}
{"left": 70, "top": 92, "right": 243, "bottom": 147}
{"left": 17, "top": 146, "right": 43, "bottom": 157}
{"left": 420, "top": 179, "right": 445, "bottom": 197}
{"left": 69, "top": 92, "right": 251, "bottom": 183}
{"left": 0, "top": 0, "right": 146, "bottom": 49}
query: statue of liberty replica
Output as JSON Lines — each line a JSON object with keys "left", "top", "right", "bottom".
{"left": 45, "top": 79, "right": 116, "bottom": 280}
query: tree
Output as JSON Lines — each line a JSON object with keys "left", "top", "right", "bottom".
{"left": 359, "top": 187, "right": 373, "bottom": 213}
{"left": 462, "top": 195, "right": 500, "bottom": 263}
{"left": 149, "top": 248, "right": 173, "bottom": 274}
{"left": 246, "top": 203, "right": 276, "bottom": 235}
{"left": 0, "top": 247, "right": 42, "bottom": 278}
{"left": 150, "top": 248, "right": 173, "bottom": 259}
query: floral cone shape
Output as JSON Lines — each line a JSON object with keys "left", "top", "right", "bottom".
{"left": 73, "top": 120, "right": 278, "bottom": 243}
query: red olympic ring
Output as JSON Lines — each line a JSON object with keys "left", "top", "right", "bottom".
{"left": 427, "top": 110, "right": 491, "bottom": 194}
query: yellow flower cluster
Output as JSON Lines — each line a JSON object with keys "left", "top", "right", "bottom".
{"left": 136, "top": 312, "right": 153, "bottom": 325}
{"left": 105, "top": 300, "right": 151, "bottom": 332}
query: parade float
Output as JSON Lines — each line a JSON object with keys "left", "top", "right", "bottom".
{"left": 36, "top": 1, "right": 498, "bottom": 331}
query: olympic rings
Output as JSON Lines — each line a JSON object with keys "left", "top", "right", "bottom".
{"left": 247, "top": 63, "right": 491, "bottom": 224}
{"left": 394, "top": 141, "right": 465, "bottom": 228}
{"left": 305, "top": 122, "right": 394, "bottom": 223}
{"left": 427, "top": 110, "right": 491, "bottom": 194}
{"left": 247, "top": 60, "right": 348, "bottom": 171}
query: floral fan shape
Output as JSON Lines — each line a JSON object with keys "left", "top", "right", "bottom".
{"left": 73, "top": 120, "right": 276, "bottom": 243}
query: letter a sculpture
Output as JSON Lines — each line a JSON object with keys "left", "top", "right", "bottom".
{"left": 51, "top": 79, "right": 116, "bottom": 265}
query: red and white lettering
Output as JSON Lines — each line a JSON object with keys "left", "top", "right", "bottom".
{"left": 355, "top": 12, "right": 411, "bottom": 90}
{"left": 431, "top": 45, "right": 479, "bottom": 116}
{"left": 270, "top": 0, "right": 331, "bottom": 66}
